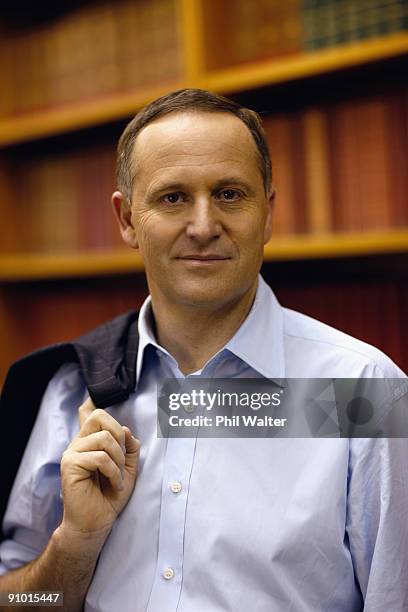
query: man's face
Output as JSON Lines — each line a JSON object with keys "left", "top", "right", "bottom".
{"left": 113, "top": 111, "right": 274, "bottom": 310}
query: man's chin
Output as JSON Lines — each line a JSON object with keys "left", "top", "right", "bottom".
{"left": 171, "top": 276, "right": 251, "bottom": 310}
{"left": 148, "top": 268, "right": 257, "bottom": 311}
{"left": 176, "top": 288, "right": 226, "bottom": 308}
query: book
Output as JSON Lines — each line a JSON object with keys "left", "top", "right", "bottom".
{"left": 1, "top": 0, "right": 183, "bottom": 115}
{"left": 302, "top": 0, "right": 408, "bottom": 51}
{"left": 204, "top": 0, "right": 302, "bottom": 68}
{"left": 264, "top": 112, "right": 308, "bottom": 235}
{"left": 302, "top": 107, "right": 333, "bottom": 233}
{"left": 328, "top": 92, "right": 408, "bottom": 231}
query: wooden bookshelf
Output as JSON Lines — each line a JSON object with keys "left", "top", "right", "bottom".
{"left": 0, "top": 84, "right": 185, "bottom": 148}
{"left": 0, "top": 0, "right": 407, "bottom": 377}
{"left": 1, "top": 230, "right": 407, "bottom": 282}
{"left": 0, "top": 33, "right": 406, "bottom": 148}
{"left": 204, "top": 33, "right": 408, "bottom": 94}
{"left": 0, "top": 249, "right": 143, "bottom": 282}
{"left": 264, "top": 230, "right": 408, "bottom": 260}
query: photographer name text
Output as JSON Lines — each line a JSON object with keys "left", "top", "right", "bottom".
{"left": 168, "top": 415, "right": 287, "bottom": 428}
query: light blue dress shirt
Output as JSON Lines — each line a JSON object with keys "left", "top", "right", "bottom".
{"left": 1, "top": 275, "right": 407, "bottom": 611}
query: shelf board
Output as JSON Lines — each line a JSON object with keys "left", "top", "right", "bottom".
{"left": 205, "top": 33, "right": 408, "bottom": 94}
{"left": 0, "top": 34, "right": 407, "bottom": 147}
{"left": 0, "top": 249, "right": 144, "bottom": 282}
{"left": 264, "top": 229, "right": 408, "bottom": 260}
{"left": 0, "top": 82, "right": 185, "bottom": 148}
{"left": 1, "top": 230, "right": 407, "bottom": 282}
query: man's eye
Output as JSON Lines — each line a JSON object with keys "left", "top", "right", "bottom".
{"left": 163, "top": 192, "right": 181, "bottom": 204}
{"left": 219, "top": 189, "right": 241, "bottom": 201}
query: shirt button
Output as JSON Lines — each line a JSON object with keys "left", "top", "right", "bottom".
{"left": 184, "top": 404, "right": 194, "bottom": 413}
{"left": 163, "top": 567, "right": 174, "bottom": 580}
{"left": 170, "top": 481, "right": 182, "bottom": 494}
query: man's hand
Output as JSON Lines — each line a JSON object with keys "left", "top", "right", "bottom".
{"left": 0, "top": 398, "right": 140, "bottom": 611}
{"left": 60, "top": 397, "right": 140, "bottom": 537}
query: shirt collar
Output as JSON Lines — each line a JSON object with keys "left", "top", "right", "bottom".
{"left": 135, "top": 295, "right": 160, "bottom": 385}
{"left": 224, "top": 275, "right": 286, "bottom": 381}
{"left": 135, "top": 274, "right": 286, "bottom": 385}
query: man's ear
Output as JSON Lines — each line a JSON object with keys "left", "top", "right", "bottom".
{"left": 263, "top": 186, "right": 276, "bottom": 244}
{"left": 111, "top": 190, "right": 139, "bottom": 249}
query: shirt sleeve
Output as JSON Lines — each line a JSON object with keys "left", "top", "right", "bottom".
{"left": 0, "top": 363, "right": 84, "bottom": 574}
{"left": 346, "top": 363, "right": 408, "bottom": 611}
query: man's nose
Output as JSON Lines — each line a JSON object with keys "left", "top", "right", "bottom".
{"left": 185, "top": 197, "right": 222, "bottom": 243}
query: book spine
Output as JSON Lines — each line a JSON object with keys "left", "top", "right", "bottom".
{"left": 342, "top": 0, "right": 363, "bottom": 42}
{"left": 264, "top": 111, "right": 308, "bottom": 235}
{"left": 354, "top": 96, "right": 393, "bottom": 230}
{"left": 302, "top": 0, "right": 319, "bottom": 50}
{"left": 227, "top": 0, "right": 302, "bottom": 64}
{"left": 327, "top": 101, "right": 363, "bottom": 231}
{"left": 264, "top": 114, "right": 299, "bottom": 235}
{"left": 361, "top": 0, "right": 387, "bottom": 39}
{"left": 383, "top": 0, "right": 406, "bottom": 34}
{"left": 302, "top": 107, "right": 333, "bottom": 233}
{"left": 0, "top": 157, "right": 18, "bottom": 251}
{"left": 331, "top": 0, "right": 349, "bottom": 46}
{"left": 0, "top": 35, "right": 14, "bottom": 116}
{"left": 384, "top": 90, "right": 408, "bottom": 227}
{"left": 301, "top": 0, "right": 322, "bottom": 51}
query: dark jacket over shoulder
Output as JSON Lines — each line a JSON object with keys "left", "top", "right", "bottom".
{"left": 0, "top": 310, "right": 139, "bottom": 539}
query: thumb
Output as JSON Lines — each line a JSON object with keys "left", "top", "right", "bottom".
{"left": 122, "top": 426, "right": 140, "bottom": 473}
{"left": 78, "top": 396, "right": 97, "bottom": 428}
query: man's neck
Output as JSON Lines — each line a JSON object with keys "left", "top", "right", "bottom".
{"left": 150, "top": 283, "right": 258, "bottom": 375}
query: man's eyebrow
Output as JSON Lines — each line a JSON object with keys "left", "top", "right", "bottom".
{"left": 147, "top": 177, "right": 255, "bottom": 198}
{"left": 211, "top": 177, "right": 255, "bottom": 194}
{"left": 146, "top": 182, "right": 185, "bottom": 199}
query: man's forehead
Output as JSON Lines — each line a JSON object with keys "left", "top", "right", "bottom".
{"left": 132, "top": 111, "right": 257, "bottom": 160}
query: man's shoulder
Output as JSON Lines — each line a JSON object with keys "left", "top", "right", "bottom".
{"left": 46, "top": 361, "right": 86, "bottom": 401}
{"left": 281, "top": 306, "right": 405, "bottom": 378}
{"left": 29, "top": 362, "right": 86, "bottom": 441}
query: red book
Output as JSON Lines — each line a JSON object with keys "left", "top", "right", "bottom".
{"left": 264, "top": 112, "right": 307, "bottom": 236}
{"left": 328, "top": 100, "right": 362, "bottom": 231}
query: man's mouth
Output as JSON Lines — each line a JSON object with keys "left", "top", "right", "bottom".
{"left": 175, "top": 254, "right": 231, "bottom": 267}
{"left": 177, "top": 255, "right": 230, "bottom": 260}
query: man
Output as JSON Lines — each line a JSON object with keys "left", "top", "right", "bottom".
{"left": 0, "top": 88, "right": 407, "bottom": 611}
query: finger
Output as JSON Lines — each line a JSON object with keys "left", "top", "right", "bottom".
{"left": 78, "top": 408, "right": 126, "bottom": 453}
{"left": 67, "top": 450, "right": 124, "bottom": 491}
{"left": 78, "top": 397, "right": 97, "bottom": 428}
{"left": 122, "top": 427, "right": 141, "bottom": 473}
{"left": 70, "top": 430, "right": 125, "bottom": 475}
